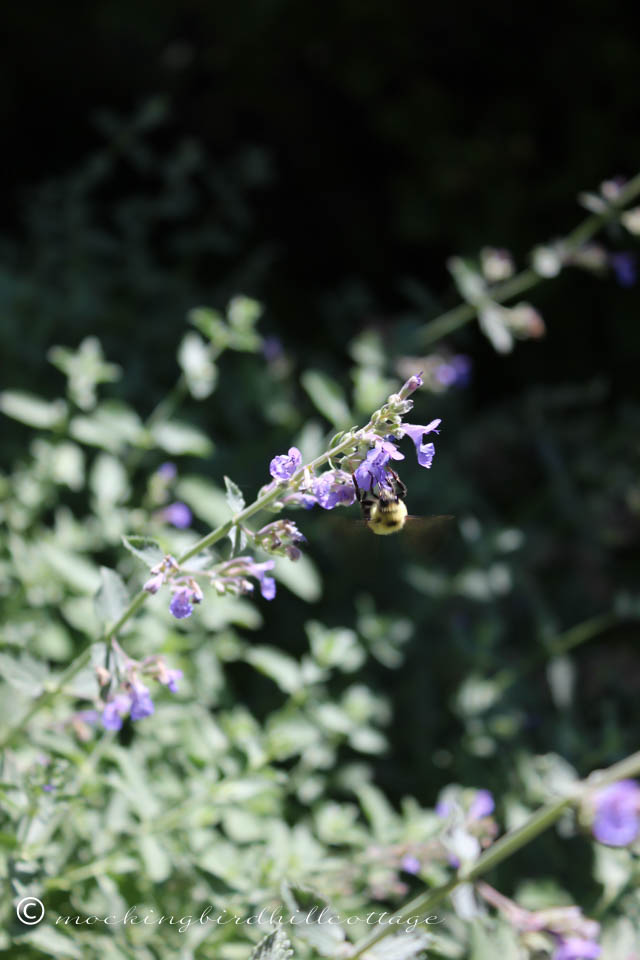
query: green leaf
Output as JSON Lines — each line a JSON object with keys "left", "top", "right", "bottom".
{"left": 90, "top": 452, "right": 129, "bottom": 506}
{"left": 176, "top": 476, "right": 232, "bottom": 527}
{"left": 301, "top": 370, "right": 352, "bottom": 428}
{"left": 121, "top": 535, "right": 164, "bottom": 567}
{"left": 94, "top": 567, "right": 128, "bottom": 626}
{"left": 224, "top": 475, "right": 246, "bottom": 513}
{"left": 69, "top": 402, "right": 146, "bottom": 452}
{"left": 21, "top": 926, "right": 83, "bottom": 959}
{"left": 307, "top": 622, "right": 365, "bottom": 672}
{"left": 151, "top": 420, "right": 213, "bottom": 456}
{"left": 0, "top": 652, "right": 47, "bottom": 697}
{"left": 138, "top": 834, "right": 171, "bottom": 883}
{"left": 245, "top": 647, "right": 304, "bottom": 694}
{"left": 178, "top": 331, "right": 218, "bottom": 399}
{"left": 188, "top": 305, "right": 230, "bottom": 350}
{"left": 280, "top": 883, "right": 346, "bottom": 956}
{"left": 249, "top": 928, "right": 293, "bottom": 960}
{"left": 366, "top": 931, "right": 434, "bottom": 959}
{"left": 0, "top": 390, "right": 67, "bottom": 429}
{"left": 273, "top": 554, "right": 322, "bottom": 602}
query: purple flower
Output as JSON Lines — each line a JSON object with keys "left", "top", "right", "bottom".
{"left": 435, "top": 356, "right": 472, "bottom": 388}
{"left": 312, "top": 471, "right": 357, "bottom": 509}
{"left": 610, "top": 252, "right": 637, "bottom": 288}
{"left": 101, "top": 694, "right": 132, "bottom": 731}
{"left": 354, "top": 447, "right": 393, "bottom": 492}
{"left": 435, "top": 800, "right": 453, "bottom": 817}
{"left": 398, "top": 419, "right": 441, "bottom": 468}
{"left": 262, "top": 335, "right": 284, "bottom": 362}
{"left": 76, "top": 710, "right": 100, "bottom": 726}
{"left": 553, "top": 937, "right": 601, "bottom": 960}
{"left": 249, "top": 560, "right": 276, "bottom": 600}
{"left": 400, "top": 855, "right": 421, "bottom": 874}
{"left": 143, "top": 573, "right": 165, "bottom": 594}
{"left": 163, "top": 502, "right": 192, "bottom": 529}
{"left": 592, "top": 779, "right": 640, "bottom": 847}
{"left": 469, "top": 789, "right": 494, "bottom": 820}
{"left": 157, "top": 462, "right": 177, "bottom": 480}
{"left": 269, "top": 447, "right": 302, "bottom": 481}
{"left": 129, "top": 682, "right": 155, "bottom": 720}
{"left": 42, "top": 784, "right": 55, "bottom": 793}
{"left": 165, "top": 669, "right": 183, "bottom": 693}
{"left": 169, "top": 587, "right": 196, "bottom": 620}
{"left": 400, "top": 372, "right": 424, "bottom": 397}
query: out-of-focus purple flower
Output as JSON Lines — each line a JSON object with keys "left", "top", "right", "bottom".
{"left": 143, "top": 573, "right": 165, "bottom": 594}
{"left": 400, "top": 855, "right": 421, "bottom": 874}
{"left": 163, "top": 502, "right": 193, "bottom": 529}
{"left": 262, "top": 335, "right": 284, "bottom": 363}
{"left": 592, "top": 779, "right": 640, "bottom": 847}
{"left": 102, "top": 694, "right": 132, "bottom": 731}
{"left": 553, "top": 937, "right": 601, "bottom": 960}
{"left": 76, "top": 710, "right": 100, "bottom": 726}
{"left": 313, "top": 471, "right": 357, "bottom": 509}
{"left": 270, "top": 447, "right": 302, "bottom": 480}
{"left": 435, "top": 800, "right": 453, "bottom": 817}
{"left": 165, "top": 669, "right": 183, "bottom": 693}
{"left": 469, "top": 789, "right": 494, "bottom": 820}
{"left": 435, "top": 356, "right": 472, "bottom": 388}
{"left": 169, "top": 587, "right": 196, "bottom": 620}
{"left": 157, "top": 462, "right": 177, "bottom": 480}
{"left": 129, "top": 682, "right": 155, "bottom": 720}
{"left": 42, "top": 784, "right": 55, "bottom": 793}
{"left": 398, "top": 420, "right": 441, "bottom": 468}
{"left": 610, "top": 252, "right": 637, "bottom": 288}
{"left": 249, "top": 560, "right": 276, "bottom": 600}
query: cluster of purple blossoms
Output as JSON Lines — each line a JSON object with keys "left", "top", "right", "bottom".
{"left": 212, "top": 557, "right": 277, "bottom": 601}
{"left": 99, "top": 653, "right": 183, "bottom": 731}
{"left": 254, "top": 518, "right": 307, "bottom": 560}
{"left": 590, "top": 778, "right": 640, "bottom": 847}
{"left": 352, "top": 419, "right": 441, "bottom": 492}
{"left": 476, "top": 884, "right": 600, "bottom": 960}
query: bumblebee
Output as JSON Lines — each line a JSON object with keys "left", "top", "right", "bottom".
{"left": 353, "top": 469, "right": 409, "bottom": 535}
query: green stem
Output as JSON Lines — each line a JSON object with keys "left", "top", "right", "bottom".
{"left": 417, "top": 170, "right": 640, "bottom": 348}
{"left": 350, "top": 748, "right": 640, "bottom": 958}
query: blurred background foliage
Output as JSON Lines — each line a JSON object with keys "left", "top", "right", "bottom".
{"left": 2, "top": 2, "right": 640, "bottom": 957}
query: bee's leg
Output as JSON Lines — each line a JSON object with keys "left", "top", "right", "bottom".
{"left": 388, "top": 468, "right": 408, "bottom": 500}
{"left": 352, "top": 472, "right": 363, "bottom": 504}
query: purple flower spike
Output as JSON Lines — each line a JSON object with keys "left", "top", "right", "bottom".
{"left": 592, "top": 779, "right": 640, "bottom": 847}
{"left": 170, "top": 587, "right": 195, "bottom": 620}
{"left": 553, "top": 937, "right": 601, "bottom": 960}
{"left": 469, "top": 789, "right": 494, "bottom": 820}
{"left": 401, "top": 855, "right": 421, "bottom": 874}
{"left": 163, "top": 502, "right": 193, "bottom": 529}
{"left": 269, "top": 447, "right": 302, "bottom": 480}
{"left": 129, "top": 682, "right": 155, "bottom": 720}
{"left": 102, "top": 694, "right": 132, "bottom": 731}
{"left": 399, "top": 419, "right": 441, "bottom": 468}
